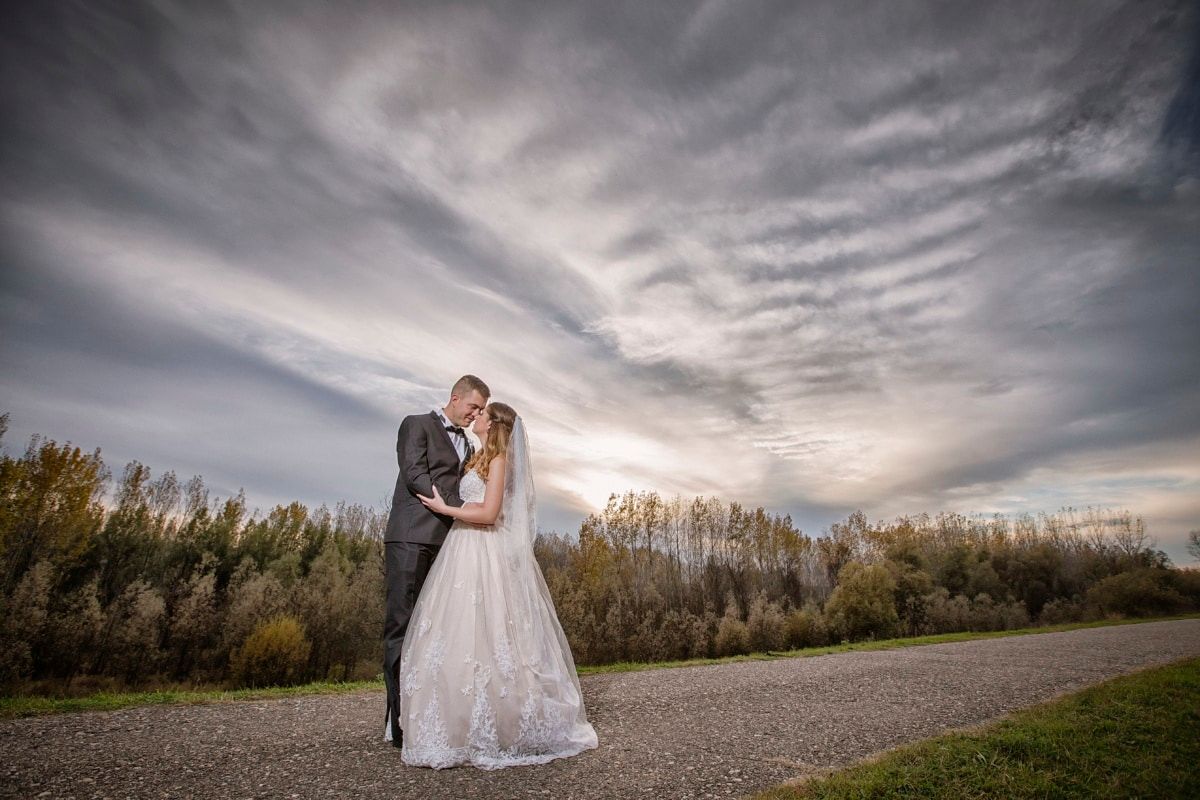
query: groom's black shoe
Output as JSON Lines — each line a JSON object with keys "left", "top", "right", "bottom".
{"left": 391, "top": 713, "right": 404, "bottom": 749}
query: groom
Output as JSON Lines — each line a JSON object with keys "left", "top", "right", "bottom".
{"left": 383, "top": 374, "right": 490, "bottom": 748}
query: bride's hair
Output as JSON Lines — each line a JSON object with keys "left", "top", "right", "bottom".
{"left": 466, "top": 402, "right": 517, "bottom": 481}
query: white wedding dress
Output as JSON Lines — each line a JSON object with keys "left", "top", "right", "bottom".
{"left": 393, "top": 419, "right": 598, "bottom": 769}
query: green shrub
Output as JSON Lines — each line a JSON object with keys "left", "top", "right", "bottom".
{"left": 919, "top": 587, "right": 970, "bottom": 634}
{"left": 1086, "top": 568, "right": 1190, "bottom": 617}
{"left": 1037, "top": 595, "right": 1089, "bottom": 625}
{"left": 785, "top": 604, "right": 830, "bottom": 648}
{"left": 0, "top": 561, "right": 52, "bottom": 688}
{"left": 103, "top": 580, "right": 166, "bottom": 684}
{"left": 0, "top": 640, "right": 31, "bottom": 692}
{"left": 229, "top": 615, "right": 311, "bottom": 688}
{"left": 714, "top": 604, "right": 750, "bottom": 656}
{"left": 961, "top": 593, "right": 1028, "bottom": 631}
{"left": 1170, "top": 568, "right": 1200, "bottom": 607}
{"left": 688, "top": 609, "right": 719, "bottom": 659}
{"left": 654, "top": 609, "right": 697, "bottom": 661}
{"left": 746, "top": 592, "right": 788, "bottom": 652}
{"left": 629, "top": 611, "right": 672, "bottom": 662}
{"left": 918, "top": 589, "right": 1031, "bottom": 633}
{"left": 885, "top": 560, "right": 934, "bottom": 635}
{"left": 825, "top": 562, "right": 899, "bottom": 641}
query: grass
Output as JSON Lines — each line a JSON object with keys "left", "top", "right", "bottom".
{"left": 753, "top": 656, "right": 1200, "bottom": 800}
{"left": 0, "top": 679, "right": 381, "bottom": 719}
{"left": 574, "top": 613, "right": 1200, "bottom": 675}
{"left": 2, "top": 613, "right": 1197, "bottom": 719}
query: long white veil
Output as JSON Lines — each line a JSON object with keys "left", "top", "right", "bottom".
{"left": 494, "top": 417, "right": 592, "bottom": 737}
{"left": 498, "top": 416, "right": 537, "bottom": 551}
{"left": 493, "top": 417, "right": 558, "bottom": 634}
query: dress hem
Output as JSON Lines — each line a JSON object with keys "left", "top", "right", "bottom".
{"left": 399, "top": 738, "right": 598, "bottom": 771}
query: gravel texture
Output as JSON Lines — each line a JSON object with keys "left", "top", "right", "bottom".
{"left": 4, "top": 619, "right": 1199, "bottom": 799}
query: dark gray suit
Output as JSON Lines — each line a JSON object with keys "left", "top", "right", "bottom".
{"left": 383, "top": 411, "right": 471, "bottom": 743}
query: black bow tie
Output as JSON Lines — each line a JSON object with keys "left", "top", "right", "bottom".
{"left": 445, "top": 424, "right": 465, "bottom": 437}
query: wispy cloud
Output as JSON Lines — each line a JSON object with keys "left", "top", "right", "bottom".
{"left": 2, "top": 0, "right": 1197, "bottom": 559}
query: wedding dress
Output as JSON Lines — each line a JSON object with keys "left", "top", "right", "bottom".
{"left": 393, "top": 418, "right": 598, "bottom": 769}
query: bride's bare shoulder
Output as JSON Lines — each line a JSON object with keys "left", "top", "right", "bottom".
{"left": 487, "top": 455, "right": 506, "bottom": 480}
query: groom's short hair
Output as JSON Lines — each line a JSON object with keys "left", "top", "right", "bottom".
{"left": 452, "top": 374, "right": 490, "bottom": 400}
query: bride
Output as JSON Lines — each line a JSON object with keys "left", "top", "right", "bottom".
{"left": 394, "top": 402, "right": 598, "bottom": 769}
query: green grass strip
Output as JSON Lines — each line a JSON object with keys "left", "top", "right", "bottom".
{"left": 755, "top": 656, "right": 1200, "bottom": 800}
{"left": 0, "top": 679, "right": 381, "bottom": 719}
{"left": 2, "top": 614, "right": 1197, "bottom": 719}
{"left": 575, "top": 613, "right": 1200, "bottom": 675}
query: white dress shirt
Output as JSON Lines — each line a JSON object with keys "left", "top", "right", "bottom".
{"left": 433, "top": 407, "right": 468, "bottom": 462}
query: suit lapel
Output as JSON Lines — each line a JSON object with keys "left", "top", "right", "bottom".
{"left": 429, "top": 411, "right": 464, "bottom": 466}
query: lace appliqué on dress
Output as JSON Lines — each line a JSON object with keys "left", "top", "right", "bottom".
{"left": 401, "top": 665, "right": 421, "bottom": 697}
{"left": 424, "top": 635, "right": 446, "bottom": 673}
{"left": 416, "top": 688, "right": 450, "bottom": 748}
{"left": 516, "top": 689, "right": 569, "bottom": 753}
{"left": 467, "top": 666, "right": 499, "bottom": 754}
{"left": 494, "top": 633, "right": 516, "bottom": 682}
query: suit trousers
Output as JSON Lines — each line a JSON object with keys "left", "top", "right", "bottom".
{"left": 383, "top": 540, "right": 441, "bottom": 736}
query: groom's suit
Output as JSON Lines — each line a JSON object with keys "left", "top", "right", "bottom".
{"left": 383, "top": 411, "right": 472, "bottom": 745}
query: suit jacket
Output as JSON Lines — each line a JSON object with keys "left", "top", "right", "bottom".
{"left": 384, "top": 411, "right": 468, "bottom": 544}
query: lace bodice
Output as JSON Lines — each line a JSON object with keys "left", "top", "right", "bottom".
{"left": 460, "top": 469, "right": 486, "bottom": 503}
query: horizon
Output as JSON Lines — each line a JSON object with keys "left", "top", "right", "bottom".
{"left": 0, "top": 410, "right": 1188, "bottom": 567}
{"left": 1, "top": 1, "right": 1198, "bottom": 565}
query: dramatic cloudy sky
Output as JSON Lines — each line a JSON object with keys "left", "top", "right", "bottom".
{"left": 2, "top": 1, "right": 1198, "bottom": 560}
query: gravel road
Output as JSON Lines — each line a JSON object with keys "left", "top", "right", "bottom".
{"left": 4, "top": 619, "right": 1199, "bottom": 800}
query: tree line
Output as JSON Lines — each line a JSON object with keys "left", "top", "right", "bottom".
{"left": 539, "top": 492, "right": 1200, "bottom": 665}
{"left": 1, "top": 414, "right": 1197, "bottom": 694}
{"left": 0, "top": 416, "right": 383, "bottom": 692}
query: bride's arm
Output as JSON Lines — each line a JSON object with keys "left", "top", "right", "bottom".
{"left": 417, "top": 457, "right": 506, "bottom": 525}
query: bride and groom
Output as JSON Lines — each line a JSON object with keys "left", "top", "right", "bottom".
{"left": 382, "top": 375, "right": 598, "bottom": 770}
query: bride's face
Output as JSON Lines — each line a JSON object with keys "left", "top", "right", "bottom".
{"left": 472, "top": 408, "right": 492, "bottom": 439}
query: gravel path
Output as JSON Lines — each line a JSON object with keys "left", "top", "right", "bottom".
{"left": 4, "top": 619, "right": 1200, "bottom": 800}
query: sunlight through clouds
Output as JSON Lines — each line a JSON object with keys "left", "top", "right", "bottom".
{"left": 1, "top": 0, "right": 1197, "bottom": 560}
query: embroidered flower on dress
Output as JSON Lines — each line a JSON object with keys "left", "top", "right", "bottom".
{"left": 494, "top": 635, "right": 517, "bottom": 682}
{"left": 402, "top": 666, "right": 421, "bottom": 697}
{"left": 424, "top": 635, "right": 447, "bottom": 673}
{"left": 415, "top": 687, "right": 450, "bottom": 752}
{"left": 467, "top": 669, "right": 499, "bottom": 755}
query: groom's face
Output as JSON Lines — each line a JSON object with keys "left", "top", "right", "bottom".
{"left": 447, "top": 390, "right": 487, "bottom": 427}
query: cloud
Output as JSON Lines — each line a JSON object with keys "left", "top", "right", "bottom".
{"left": 1, "top": 0, "right": 1197, "bottom": 562}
